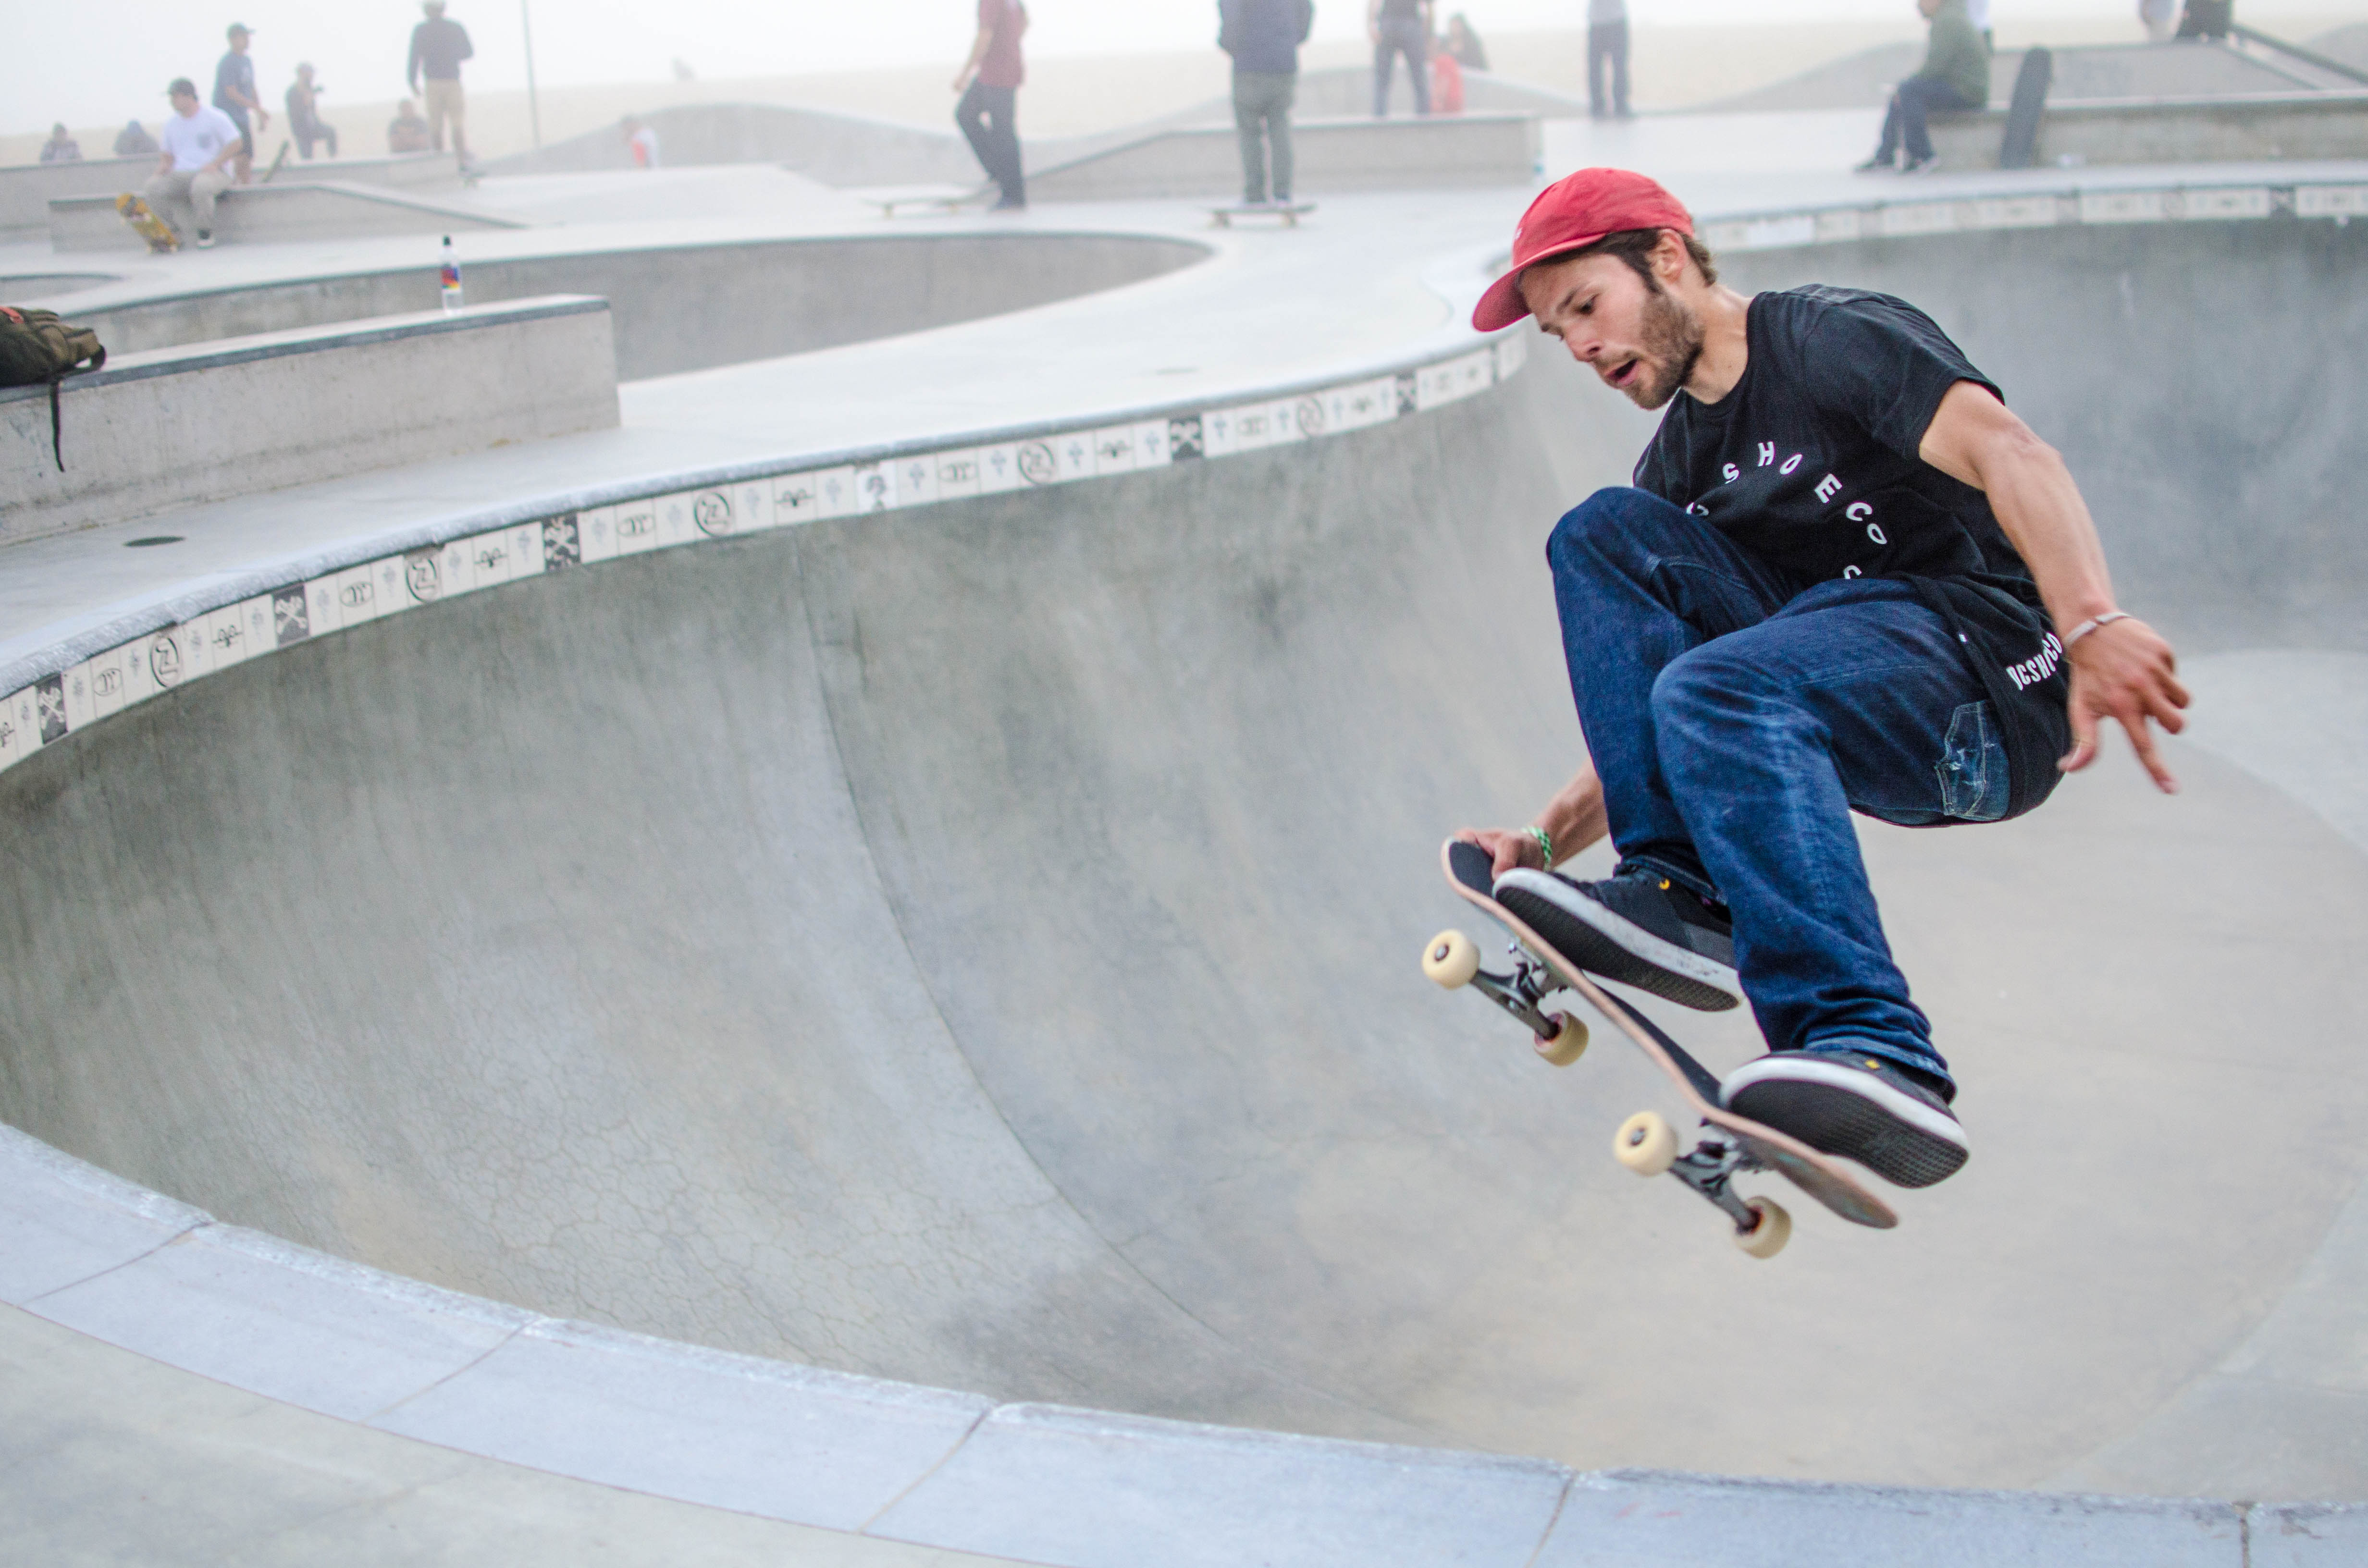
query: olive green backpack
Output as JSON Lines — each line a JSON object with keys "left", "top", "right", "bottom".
{"left": 1, "top": 305, "right": 107, "bottom": 471}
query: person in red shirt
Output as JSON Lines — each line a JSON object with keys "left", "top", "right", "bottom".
{"left": 954, "top": 0, "right": 1029, "bottom": 210}
{"left": 1431, "top": 41, "right": 1467, "bottom": 113}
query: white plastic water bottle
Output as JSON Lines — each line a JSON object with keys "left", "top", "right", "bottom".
{"left": 439, "top": 235, "right": 463, "bottom": 313}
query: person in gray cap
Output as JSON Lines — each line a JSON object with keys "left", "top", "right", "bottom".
{"left": 408, "top": 0, "right": 476, "bottom": 164}
{"left": 213, "top": 22, "right": 270, "bottom": 183}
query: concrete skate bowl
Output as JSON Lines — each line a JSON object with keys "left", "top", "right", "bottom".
{"left": 53, "top": 230, "right": 1208, "bottom": 379}
{"left": 2, "top": 208, "right": 2364, "bottom": 1516}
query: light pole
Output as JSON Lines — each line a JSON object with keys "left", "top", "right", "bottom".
{"left": 521, "top": 0, "right": 542, "bottom": 147}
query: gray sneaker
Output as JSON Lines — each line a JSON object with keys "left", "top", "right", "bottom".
{"left": 1723, "top": 1048, "right": 1969, "bottom": 1188}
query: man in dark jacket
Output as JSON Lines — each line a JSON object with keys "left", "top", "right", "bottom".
{"left": 1221, "top": 0, "right": 1316, "bottom": 207}
{"left": 408, "top": 1, "right": 476, "bottom": 163}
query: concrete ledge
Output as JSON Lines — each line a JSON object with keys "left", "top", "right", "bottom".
{"left": 2, "top": 151, "right": 460, "bottom": 236}
{"left": 869, "top": 1404, "right": 1572, "bottom": 1567}
{"left": 2, "top": 1115, "right": 2354, "bottom": 1565}
{"left": 48, "top": 178, "right": 524, "bottom": 253}
{"left": 0, "top": 295, "right": 617, "bottom": 543}
{"left": 1537, "top": 1470, "right": 2246, "bottom": 1567}
{"left": 1929, "top": 90, "right": 2368, "bottom": 168}
{"left": 1027, "top": 113, "right": 1542, "bottom": 201}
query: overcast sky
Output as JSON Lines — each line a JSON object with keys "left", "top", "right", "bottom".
{"left": 14, "top": 0, "right": 2196, "bottom": 133}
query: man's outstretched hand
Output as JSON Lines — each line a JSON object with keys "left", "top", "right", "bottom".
{"left": 2059, "top": 615, "right": 2189, "bottom": 793}
{"left": 1454, "top": 826, "right": 1546, "bottom": 879}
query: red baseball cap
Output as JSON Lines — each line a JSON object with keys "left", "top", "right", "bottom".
{"left": 1472, "top": 168, "right": 1694, "bottom": 332}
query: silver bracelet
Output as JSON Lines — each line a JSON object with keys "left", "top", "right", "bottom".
{"left": 2063, "top": 611, "right": 2130, "bottom": 648}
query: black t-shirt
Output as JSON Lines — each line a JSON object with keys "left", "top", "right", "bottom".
{"left": 1633, "top": 284, "right": 2070, "bottom": 817}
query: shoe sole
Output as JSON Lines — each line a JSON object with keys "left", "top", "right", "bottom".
{"left": 1494, "top": 872, "right": 1739, "bottom": 1013}
{"left": 1724, "top": 1061, "right": 1969, "bottom": 1189}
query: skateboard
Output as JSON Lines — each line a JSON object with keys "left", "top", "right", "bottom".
{"left": 1209, "top": 201, "right": 1315, "bottom": 229}
{"left": 860, "top": 183, "right": 995, "bottom": 219}
{"left": 1426, "top": 838, "right": 1897, "bottom": 1255}
{"left": 1998, "top": 46, "right": 2053, "bottom": 170}
{"left": 259, "top": 140, "right": 291, "bottom": 184}
{"left": 114, "top": 194, "right": 180, "bottom": 253}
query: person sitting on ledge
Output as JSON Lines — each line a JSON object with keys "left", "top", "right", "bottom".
{"left": 41, "top": 123, "right": 83, "bottom": 163}
{"left": 114, "top": 119, "right": 160, "bottom": 156}
{"left": 1856, "top": 0, "right": 1989, "bottom": 174}
{"left": 388, "top": 98, "right": 432, "bottom": 154}
{"left": 144, "top": 78, "right": 242, "bottom": 248}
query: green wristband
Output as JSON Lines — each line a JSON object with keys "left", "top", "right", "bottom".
{"left": 1524, "top": 825, "right": 1553, "bottom": 867}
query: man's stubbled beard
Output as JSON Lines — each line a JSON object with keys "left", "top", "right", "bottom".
{"left": 1630, "top": 273, "right": 1706, "bottom": 411}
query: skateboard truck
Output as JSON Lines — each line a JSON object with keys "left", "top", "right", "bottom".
{"left": 1424, "top": 931, "right": 1588, "bottom": 1066}
{"left": 1614, "top": 1112, "right": 1792, "bottom": 1257}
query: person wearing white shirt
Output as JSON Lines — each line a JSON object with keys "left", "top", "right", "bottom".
{"left": 1966, "top": 0, "right": 1994, "bottom": 50}
{"left": 143, "top": 78, "right": 242, "bottom": 247}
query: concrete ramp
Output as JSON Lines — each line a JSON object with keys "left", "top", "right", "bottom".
{"left": 0, "top": 210, "right": 2364, "bottom": 1523}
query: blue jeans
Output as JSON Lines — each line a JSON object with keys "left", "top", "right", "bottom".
{"left": 1372, "top": 19, "right": 1431, "bottom": 116}
{"left": 1548, "top": 488, "right": 2020, "bottom": 1088}
{"left": 956, "top": 80, "right": 1025, "bottom": 205}
{"left": 1876, "top": 76, "right": 1974, "bottom": 163}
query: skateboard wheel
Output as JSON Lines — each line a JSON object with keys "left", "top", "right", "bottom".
{"left": 1734, "top": 1197, "right": 1792, "bottom": 1259}
{"left": 1533, "top": 1012, "right": 1587, "bottom": 1066}
{"left": 1612, "top": 1110, "right": 1677, "bottom": 1176}
{"left": 1422, "top": 929, "right": 1480, "bottom": 989}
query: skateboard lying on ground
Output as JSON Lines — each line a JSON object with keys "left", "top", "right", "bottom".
{"left": 859, "top": 183, "right": 996, "bottom": 219}
{"left": 1426, "top": 838, "right": 1897, "bottom": 1256}
{"left": 1209, "top": 201, "right": 1316, "bottom": 229}
{"left": 115, "top": 194, "right": 180, "bottom": 253}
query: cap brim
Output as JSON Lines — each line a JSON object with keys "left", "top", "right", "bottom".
{"left": 1468, "top": 232, "right": 1611, "bottom": 333}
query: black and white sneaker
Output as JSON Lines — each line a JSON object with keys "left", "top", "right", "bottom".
{"left": 1492, "top": 863, "right": 1739, "bottom": 1012}
{"left": 1723, "top": 1049, "right": 1969, "bottom": 1189}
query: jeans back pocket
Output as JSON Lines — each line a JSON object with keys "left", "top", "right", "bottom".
{"left": 1936, "top": 700, "right": 2008, "bottom": 822}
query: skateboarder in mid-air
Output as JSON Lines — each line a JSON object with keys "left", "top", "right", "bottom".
{"left": 1456, "top": 170, "right": 2188, "bottom": 1189}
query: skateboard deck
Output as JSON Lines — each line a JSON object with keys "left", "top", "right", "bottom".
{"left": 1430, "top": 838, "right": 1896, "bottom": 1250}
{"left": 1210, "top": 202, "right": 1315, "bottom": 229}
{"left": 1998, "top": 46, "right": 2053, "bottom": 170}
{"left": 115, "top": 193, "right": 180, "bottom": 253}
{"left": 859, "top": 183, "right": 995, "bottom": 218}
{"left": 259, "top": 140, "right": 291, "bottom": 184}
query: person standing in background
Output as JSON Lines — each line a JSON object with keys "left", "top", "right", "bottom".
{"left": 1432, "top": 38, "right": 1468, "bottom": 112}
{"left": 1445, "top": 12, "right": 1490, "bottom": 70}
{"left": 1588, "top": 0, "right": 1632, "bottom": 119}
{"left": 2139, "top": 0, "right": 2178, "bottom": 40}
{"left": 408, "top": 1, "right": 475, "bottom": 164}
{"left": 285, "top": 63, "right": 337, "bottom": 160}
{"left": 213, "top": 23, "right": 269, "bottom": 183}
{"left": 623, "top": 115, "right": 661, "bottom": 168}
{"left": 40, "top": 124, "right": 83, "bottom": 163}
{"left": 1220, "top": 0, "right": 1315, "bottom": 209}
{"left": 954, "top": 0, "right": 1029, "bottom": 210}
{"left": 1369, "top": 0, "right": 1433, "bottom": 115}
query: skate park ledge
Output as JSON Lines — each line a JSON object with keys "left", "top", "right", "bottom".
{"left": 2, "top": 1121, "right": 2358, "bottom": 1566}
{"left": 1930, "top": 90, "right": 2368, "bottom": 169}
{"left": 49, "top": 178, "right": 523, "bottom": 253}
{"left": 0, "top": 149, "right": 462, "bottom": 237}
{"left": 0, "top": 295, "right": 616, "bottom": 542}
